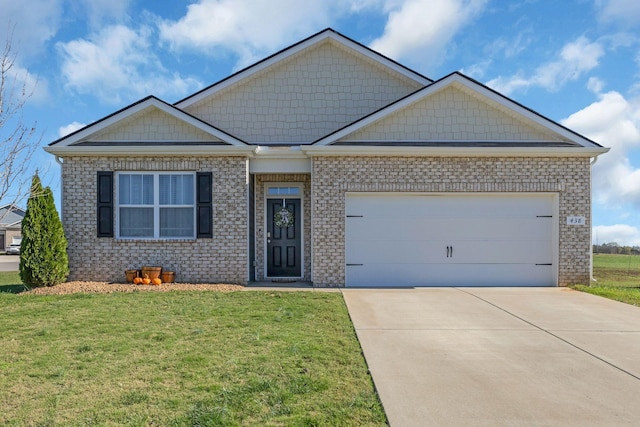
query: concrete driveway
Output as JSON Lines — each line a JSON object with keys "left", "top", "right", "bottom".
{"left": 342, "top": 287, "right": 640, "bottom": 426}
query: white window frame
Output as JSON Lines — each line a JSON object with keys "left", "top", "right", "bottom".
{"left": 115, "top": 171, "right": 197, "bottom": 240}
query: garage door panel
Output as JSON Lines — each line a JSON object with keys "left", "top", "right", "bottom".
{"left": 347, "top": 239, "right": 451, "bottom": 263}
{"left": 346, "top": 195, "right": 553, "bottom": 218}
{"left": 346, "top": 263, "right": 554, "bottom": 287}
{"left": 451, "top": 240, "right": 552, "bottom": 264}
{"left": 347, "top": 239, "right": 552, "bottom": 264}
{"left": 347, "top": 217, "right": 552, "bottom": 240}
{"left": 345, "top": 193, "right": 556, "bottom": 287}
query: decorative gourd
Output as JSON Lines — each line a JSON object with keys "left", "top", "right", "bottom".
{"left": 142, "top": 274, "right": 151, "bottom": 285}
{"left": 152, "top": 278, "right": 162, "bottom": 286}
{"left": 133, "top": 277, "right": 142, "bottom": 285}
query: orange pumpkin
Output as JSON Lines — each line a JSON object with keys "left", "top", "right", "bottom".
{"left": 142, "top": 274, "right": 151, "bottom": 285}
{"left": 133, "top": 277, "right": 142, "bottom": 285}
{"left": 152, "top": 278, "right": 162, "bottom": 286}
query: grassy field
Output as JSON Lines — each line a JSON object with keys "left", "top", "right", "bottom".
{"left": 574, "top": 254, "right": 640, "bottom": 306}
{"left": 0, "top": 288, "right": 387, "bottom": 426}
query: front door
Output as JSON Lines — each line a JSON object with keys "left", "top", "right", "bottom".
{"left": 267, "top": 199, "right": 301, "bottom": 277}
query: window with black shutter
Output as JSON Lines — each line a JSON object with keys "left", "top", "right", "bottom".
{"left": 97, "top": 171, "right": 114, "bottom": 237}
{"left": 196, "top": 172, "right": 213, "bottom": 238}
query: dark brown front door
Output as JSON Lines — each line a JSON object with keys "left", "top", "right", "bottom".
{"left": 267, "top": 199, "right": 301, "bottom": 277}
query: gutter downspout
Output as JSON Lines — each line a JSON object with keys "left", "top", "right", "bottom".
{"left": 55, "top": 156, "right": 64, "bottom": 223}
{"left": 590, "top": 156, "right": 598, "bottom": 282}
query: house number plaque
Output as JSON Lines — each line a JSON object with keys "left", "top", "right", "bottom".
{"left": 566, "top": 216, "right": 585, "bottom": 225}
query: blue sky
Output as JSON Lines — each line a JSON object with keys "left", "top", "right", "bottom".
{"left": 2, "top": 0, "right": 640, "bottom": 245}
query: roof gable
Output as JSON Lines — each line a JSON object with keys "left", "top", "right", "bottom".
{"left": 91, "top": 106, "right": 223, "bottom": 143}
{"left": 49, "top": 97, "right": 246, "bottom": 148}
{"left": 337, "top": 85, "right": 564, "bottom": 143}
{"left": 175, "top": 29, "right": 430, "bottom": 144}
{"left": 0, "top": 204, "right": 25, "bottom": 227}
{"left": 176, "top": 28, "right": 431, "bottom": 108}
{"left": 315, "top": 73, "right": 603, "bottom": 148}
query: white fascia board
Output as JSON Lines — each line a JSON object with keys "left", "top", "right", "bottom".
{"left": 44, "top": 145, "right": 257, "bottom": 157}
{"left": 175, "top": 30, "right": 431, "bottom": 109}
{"left": 253, "top": 145, "right": 308, "bottom": 158}
{"left": 249, "top": 145, "right": 311, "bottom": 172}
{"left": 52, "top": 97, "right": 246, "bottom": 148}
{"left": 250, "top": 158, "right": 311, "bottom": 173}
{"left": 302, "top": 145, "right": 609, "bottom": 158}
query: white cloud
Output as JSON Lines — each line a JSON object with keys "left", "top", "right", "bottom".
{"left": 487, "top": 37, "right": 605, "bottom": 95}
{"left": 58, "top": 122, "right": 86, "bottom": 138}
{"left": 460, "top": 59, "right": 492, "bottom": 80}
{"left": 562, "top": 90, "right": 640, "bottom": 209}
{"left": 593, "top": 224, "right": 640, "bottom": 246}
{"left": 587, "top": 76, "right": 605, "bottom": 93}
{"left": 596, "top": 0, "right": 640, "bottom": 27}
{"left": 77, "top": 0, "right": 133, "bottom": 29}
{"left": 159, "top": 0, "right": 348, "bottom": 68}
{"left": 0, "top": 0, "right": 63, "bottom": 57}
{"left": 58, "top": 25, "right": 202, "bottom": 105}
{"left": 369, "top": 0, "right": 487, "bottom": 70}
{"left": 159, "top": 0, "right": 483, "bottom": 71}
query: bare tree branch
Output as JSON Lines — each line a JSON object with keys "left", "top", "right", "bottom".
{"left": 0, "top": 25, "right": 42, "bottom": 223}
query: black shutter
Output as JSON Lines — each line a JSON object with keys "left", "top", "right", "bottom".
{"left": 97, "top": 171, "right": 114, "bottom": 237}
{"left": 197, "top": 172, "right": 213, "bottom": 238}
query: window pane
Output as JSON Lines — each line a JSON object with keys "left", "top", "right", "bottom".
{"left": 119, "top": 175, "right": 130, "bottom": 204}
{"left": 143, "top": 175, "right": 153, "bottom": 204}
{"left": 160, "top": 207, "right": 194, "bottom": 237}
{"left": 120, "top": 174, "right": 153, "bottom": 205}
{"left": 181, "top": 175, "right": 194, "bottom": 204}
{"left": 267, "top": 186, "right": 300, "bottom": 196}
{"left": 159, "top": 175, "right": 170, "bottom": 205}
{"left": 130, "top": 175, "right": 142, "bottom": 204}
{"left": 160, "top": 174, "right": 194, "bottom": 205}
{"left": 120, "top": 207, "right": 154, "bottom": 237}
{"left": 172, "top": 175, "right": 180, "bottom": 204}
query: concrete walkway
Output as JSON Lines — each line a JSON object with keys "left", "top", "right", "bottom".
{"left": 0, "top": 255, "right": 19, "bottom": 271}
{"left": 342, "top": 287, "right": 640, "bottom": 426}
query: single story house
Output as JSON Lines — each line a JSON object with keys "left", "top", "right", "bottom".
{"left": 46, "top": 29, "right": 608, "bottom": 287}
{"left": 0, "top": 204, "right": 25, "bottom": 251}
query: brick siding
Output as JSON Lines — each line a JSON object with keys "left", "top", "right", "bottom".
{"left": 61, "top": 154, "right": 592, "bottom": 287}
{"left": 62, "top": 156, "right": 248, "bottom": 284}
{"left": 310, "top": 156, "right": 592, "bottom": 287}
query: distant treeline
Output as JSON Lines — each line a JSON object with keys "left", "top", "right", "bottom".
{"left": 593, "top": 242, "right": 640, "bottom": 255}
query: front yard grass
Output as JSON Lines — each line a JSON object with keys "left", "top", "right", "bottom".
{"left": 574, "top": 254, "right": 640, "bottom": 306}
{"left": 0, "top": 290, "right": 386, "bottom": 426}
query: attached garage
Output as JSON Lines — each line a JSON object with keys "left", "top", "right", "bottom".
{"left": 345, "top": 193, "right": 558, "bottom": 287}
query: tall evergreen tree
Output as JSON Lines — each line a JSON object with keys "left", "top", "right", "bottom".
{"left": 19, "top": 174, "right": 68, "bottom": 287}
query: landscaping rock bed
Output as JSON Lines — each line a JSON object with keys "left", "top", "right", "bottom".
{"left": 22, "top": 281, "right": 244, "bottom": 295}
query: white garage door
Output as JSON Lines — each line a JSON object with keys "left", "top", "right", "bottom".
{"left": 345, "top": 193, "right": 557, "bottom": 287}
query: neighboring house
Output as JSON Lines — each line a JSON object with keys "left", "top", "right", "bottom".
{"left": 46, "top": 29, "right": 608, "bottom": 287}
{"left": 0, "top": 205, "right": 25, "bottom": 251}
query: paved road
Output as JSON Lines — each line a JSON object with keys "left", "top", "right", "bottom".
{"left": 343, "top": 287, "right": 640, "bottom": 426}
{"left": 0, "top": 255, "right": 19, "bottom": 271}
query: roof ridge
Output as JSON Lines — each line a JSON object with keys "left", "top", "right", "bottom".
{"left": 174, "top": 27, "right": 431, "bottom": 109}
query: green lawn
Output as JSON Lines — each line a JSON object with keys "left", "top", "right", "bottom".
{"left": 0, "top": 289, "right": 386, "bottom": 426}
{"left": 574, "top": 254, "right": 640, "bottom": 306}
{"left": 0, "top": 271, "right": 24, "bottom": 293}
